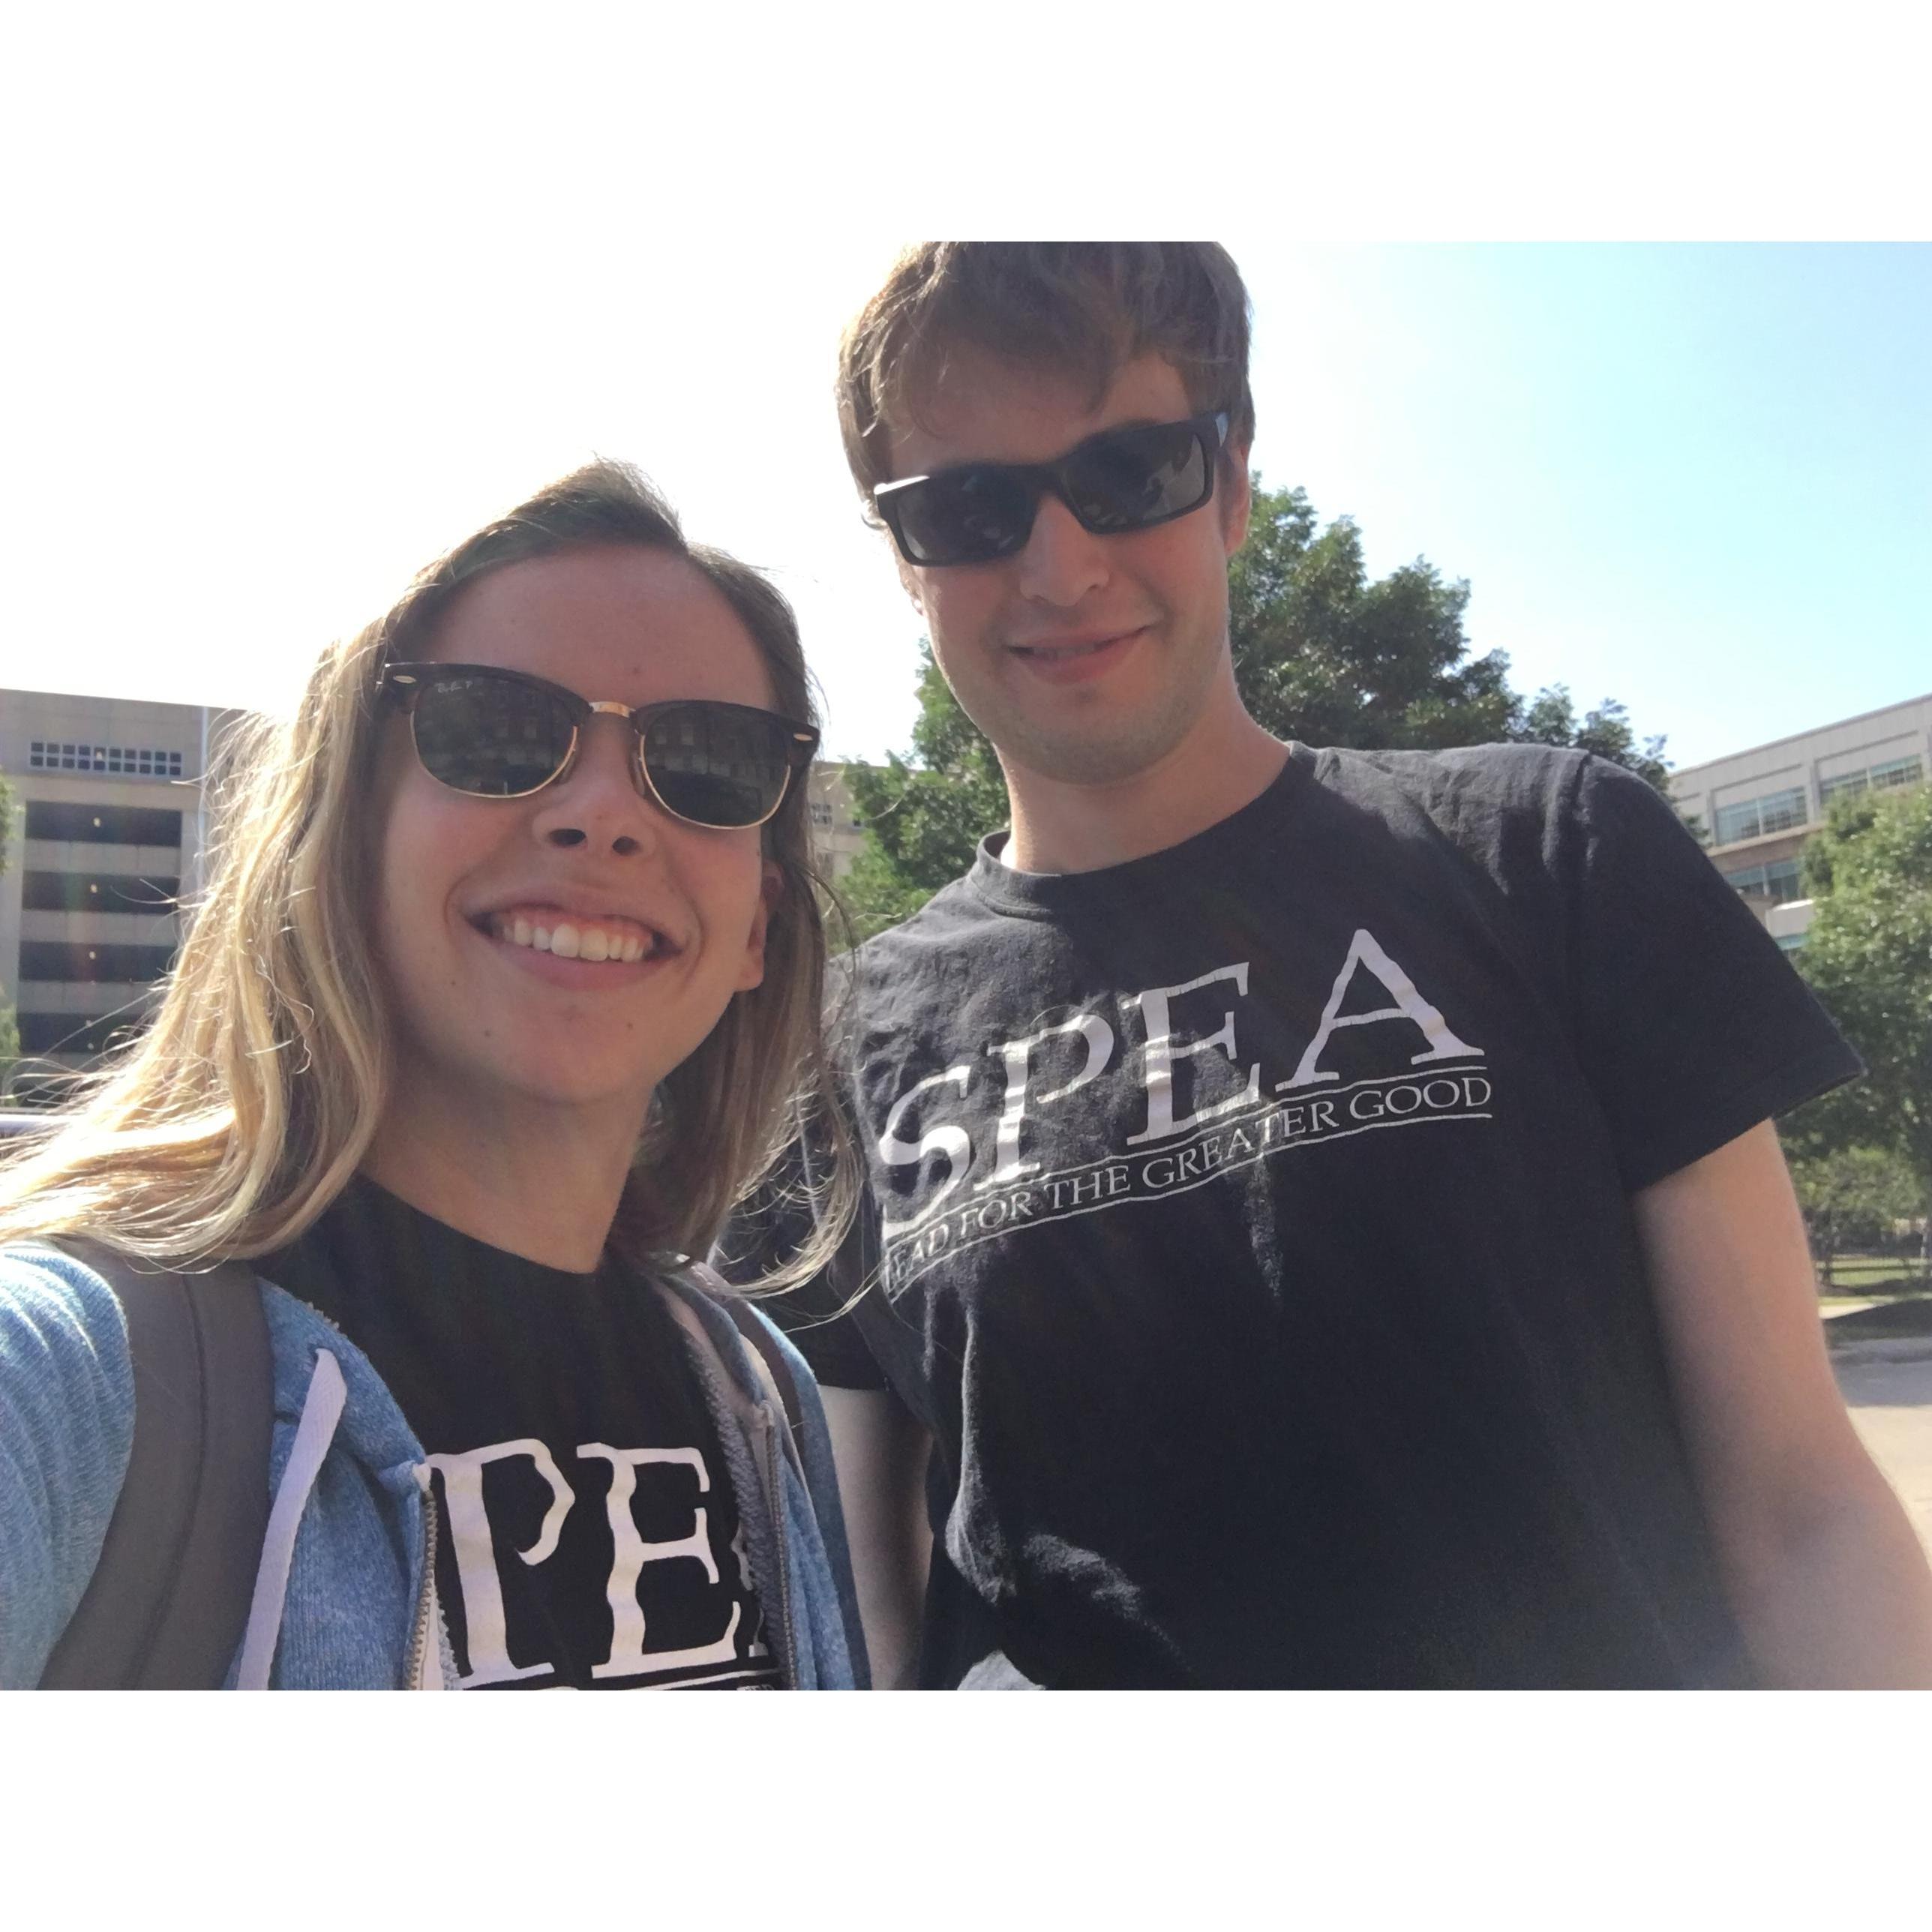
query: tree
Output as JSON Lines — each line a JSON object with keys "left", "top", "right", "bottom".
{"left": 1508, "top": 686, "right": 1672, "bottom": 794}
{"left": 1786, "top": 782, "right": 1932, "bottom": 1262}
{"left": 838, "top": 478, "right": 1678, "bottom": 939}
{"left": 1786, "top": 1144, "right": 1921, "bottom": 1282}
{"left": 842, "top": 643, "right": 1006, "bottom": 944}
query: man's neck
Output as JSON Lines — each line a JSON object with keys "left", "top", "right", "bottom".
{"left": 1002, "top": 705, "right": 1290, "bottom": 875}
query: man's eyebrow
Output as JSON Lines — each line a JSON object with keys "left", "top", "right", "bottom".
{"left": 926, "top": 417, "right": 1174, "bottom": 472}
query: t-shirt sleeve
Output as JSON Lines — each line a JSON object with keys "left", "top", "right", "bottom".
{"left": 1562, "top": 754, "right": 1863, "bottom": 1192}
{"left": 712, "top": 1120, "right": 890, "bottom": 1394}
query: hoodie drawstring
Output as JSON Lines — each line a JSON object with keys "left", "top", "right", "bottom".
{"left": 235, "top": 1348, "right": 346, "bottom": 1690}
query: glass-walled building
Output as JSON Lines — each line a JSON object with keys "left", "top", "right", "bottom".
{"left": 0, "top": 688, "right": 236, "bottom": 1101}
{"left": 1670, "top": 692, "right": 1931, "bottom": 952}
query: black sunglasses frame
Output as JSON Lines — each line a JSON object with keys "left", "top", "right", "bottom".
{"left": 872, "top": 410, "right": 1232, "bottom": 567}
{"left": 379, "top": 662, "right": 820, "bottom": 830}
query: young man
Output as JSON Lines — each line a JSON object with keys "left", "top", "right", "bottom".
{"left": 733, "top": 243, "right": 1932, "bottom": 1688}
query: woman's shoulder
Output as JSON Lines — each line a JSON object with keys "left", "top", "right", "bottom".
{"left": 0, "top": 1242, "right": 136, "bottom": 1396}
{"left": 0, "top": 1244, "right": 139, "bottom": 1688}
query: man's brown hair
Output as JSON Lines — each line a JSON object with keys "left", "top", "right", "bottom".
{"left": 836, "top": 242, "right": 1256, "bottom": 509}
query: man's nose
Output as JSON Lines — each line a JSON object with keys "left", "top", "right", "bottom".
{"left": 1015, "top": 491, "right": 1110, "bottom": 607}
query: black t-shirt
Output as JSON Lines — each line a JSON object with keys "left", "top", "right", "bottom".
{"left": 739, "top": 744, "right": 1860, "bottom": 1689}
{"left": 268, "top": 1178, "right": 779, "bottom": 1690}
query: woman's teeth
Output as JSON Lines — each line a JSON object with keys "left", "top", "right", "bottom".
{"left": 493, "top": 914, "right": 654, "bottom": 962}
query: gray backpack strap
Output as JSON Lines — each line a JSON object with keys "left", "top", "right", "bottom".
{"left": 39, "top": 1246, "right": 273, "bottom": 1689}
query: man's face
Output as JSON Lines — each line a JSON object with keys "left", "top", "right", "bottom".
{"left": 884, "top": 348, "right": 1251, "bottom": 788}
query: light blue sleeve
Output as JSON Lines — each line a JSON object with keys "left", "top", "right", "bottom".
{"left": 0, "top": 1248, "right": 136, "bottom": 1688}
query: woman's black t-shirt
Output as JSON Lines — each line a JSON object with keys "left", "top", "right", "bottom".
{"left": 267, "top": 1178, "right": 778, "bottom": 1690}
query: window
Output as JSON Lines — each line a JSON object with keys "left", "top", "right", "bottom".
{"left": 18, "top": 941, "right": 178, "bottom": 984}
{"left": 1720, "top": 859, "right": 1803, "bottom": 903}
{"left": 1820, "top": 754, "right": 1924, "bottom": 806}
{"left": 16, "top": 1012, "right": 153, "bottom": 1058}
{"left": 808, "top": 800, "right": 833, "bottom": 828}
{"left": 20, "top": 870, "right": 179, "bottom": 912}
{"left": 28, "top": 741, "right": 183, "bottom": 778}
{"left": 22, "top": 802, "right": 184, "bottom": 848}
{"left": 1714, "top": 785, "right": 1808, "bottom": 844}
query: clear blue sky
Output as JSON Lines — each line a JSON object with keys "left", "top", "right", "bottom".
{"left": 1235, "top": 243, "right": 1930, "bottom": 770}
{"left": 4, "top": 233, "right": 1924, "bottom": 780}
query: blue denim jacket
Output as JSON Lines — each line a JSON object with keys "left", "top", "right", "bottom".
{"left": 0, "top": 1245, "right": 866, "bottom": 1689}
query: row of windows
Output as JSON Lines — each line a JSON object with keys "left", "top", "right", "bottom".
{"left": 1712, "top": 754, "right": 1926, "bottom": 846}
{"left": 808, "top": 802, "right": 865, "bottom": 831}
{"left": 22, "top": 801, "right": 184, "bottom": 848}
{"left": 1713, "top": 785, "right": 1809, "bottom": 846}
{"left": 19, "top": 869, "right": 179, "bottom": 913}
{"left": 17, "top": 941, "right": 178, "bottom": 984}
{"left": 28, "top": 742, "right": 184, "bottom": 778}
{"left": 1819, "top": 754, "right": 1924, "bottom": 806}
{"left": 14, "top": 1012, "right": 152, "bottom": 1058}
{"left": 1721, "top": 859, "right": 1804, "bottom": 903}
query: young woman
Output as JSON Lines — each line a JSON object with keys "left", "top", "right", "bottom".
{"left": 0, "top": 461, "right": 864, "bottom": 1689}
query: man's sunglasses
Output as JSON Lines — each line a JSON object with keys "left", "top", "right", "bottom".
{"left": 872, "top": 411, "right": 1231, "bottom": 568}
{"left": 379, "top": 663, "right": 820, "bottom": 830}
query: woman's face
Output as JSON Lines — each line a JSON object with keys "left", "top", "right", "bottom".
{"left": 369, "top": 545, "right": 778, "bottom": 1141}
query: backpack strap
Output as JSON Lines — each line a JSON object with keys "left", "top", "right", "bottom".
{"left": 38, "top": 1245, "right": 273, "bottom": 1689}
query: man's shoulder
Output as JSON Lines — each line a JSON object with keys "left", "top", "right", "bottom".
{"left": 1306, "top": 739, "right": 1594, "bottom": 815}
{"left": 838, "top": 870, "right": 997, "bottom": 991}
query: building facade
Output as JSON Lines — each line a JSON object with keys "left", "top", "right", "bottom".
{"left": 1, "top": 688, "right": 236, "bottom": 1100}
{"left": 1670, "top": 691, "right": 1931, "bottom": 950}
{"left": 807, "top": 761, "right": 872, "bottom": 881}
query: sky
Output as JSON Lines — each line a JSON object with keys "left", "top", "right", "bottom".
{"left": 2, "top": 18, "right": 1925, "bottom": 778}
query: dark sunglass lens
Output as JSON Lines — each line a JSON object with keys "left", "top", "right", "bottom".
{"left": 642, "top": 704, "right": 792, "bottom": 827}
{"left": 1064, "top": 422, "right": 1209, "bottom": 532}
{"left": 412, "top": 673, "right": 575, "bottom": 796}
{"left": 894, "top": 466, "right": 1036, "bottom": 564}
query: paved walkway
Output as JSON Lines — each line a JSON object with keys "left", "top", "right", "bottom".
{"left": 1832, "top": 1337, "right": 1932, "bottom": 1560}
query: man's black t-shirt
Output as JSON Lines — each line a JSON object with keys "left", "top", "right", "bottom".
{"left": 744, "top": 744, "right": 1860, "bottom": 1688}
{"left": 268, "top": 1179, "right": 778, "bottom": 1690}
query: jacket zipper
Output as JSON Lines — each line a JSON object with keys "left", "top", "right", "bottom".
{"left": 405, "top": 1484, "right": 441, "bottom": 1689}
{"left": 760, "top": 1410, "right": 798, "bottom": 1688}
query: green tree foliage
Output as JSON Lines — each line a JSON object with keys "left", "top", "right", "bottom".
{"left": 842, "top": 643, "right": 1006, "bottom": 944}
{"left": 837, "top": 478, "right": 1676, "bottom": 940}
{"left": 1227, "top": 486, "right": 1516, "bottom": 751}
{"left": 1787, "top": 784, "right": 1932, "bottom": 1239}
{"left": 1799, "top": 789, "right": 1884, "bottom": 899}
{"left": 1508, "top": 686, "right": 1673, "bottom": 795}
{"left": 1786, "top": 1143, "right": 1921, "bottom": 1275}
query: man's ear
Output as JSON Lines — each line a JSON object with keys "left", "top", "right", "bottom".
{"left": 736, "top": 861, "right": 782, "bottom": 992}
{"left": 1220, "top": 447, "right": 1253, "bottom": 557}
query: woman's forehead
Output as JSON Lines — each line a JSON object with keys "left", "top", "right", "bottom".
{"left": 428, "top": 548, "right": 774, "bottom": 705}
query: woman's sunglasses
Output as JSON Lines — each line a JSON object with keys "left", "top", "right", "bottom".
{"left": 379, "top": 663, "right": 820, "bottom": 830}
{"left": 872, "top": 411, "right": 1230, "bottom": 567}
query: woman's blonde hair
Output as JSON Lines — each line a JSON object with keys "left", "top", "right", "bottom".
{"left": 0, "top": 460, "right": 854, "bottom": 1280}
